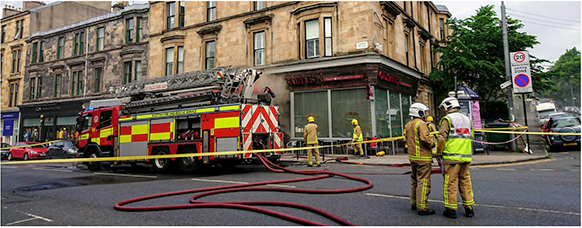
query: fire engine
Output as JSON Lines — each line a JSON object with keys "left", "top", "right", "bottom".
{"left": 75, "top": 67, "right": 283, "bottom": 172}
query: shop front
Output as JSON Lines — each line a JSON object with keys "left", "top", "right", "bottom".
{"left": 1, "top": 112, "right": 20, "bottom": 145}
{"left": 280, "top": 58, "right": 420, "bottom": 150}
{"left": 19, "top": 99, "right": 88, "bottom": 142}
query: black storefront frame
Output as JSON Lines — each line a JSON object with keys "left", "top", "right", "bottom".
{"left": 19, "top": 99, "right": 88, "bottom": 142}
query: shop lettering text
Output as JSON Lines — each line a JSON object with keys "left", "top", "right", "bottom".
{"left": 378, "top": 71, "right": 412, "bottom": 88}
{"left": 322, "top": 75, "right": 364, "bottom": 82}
{"left": 286, "top": 76, "right": 317, "bottom": 86}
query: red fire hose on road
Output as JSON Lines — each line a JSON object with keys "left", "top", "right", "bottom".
{"left": 114, "top": 154, "right": 373, "bottom": 226}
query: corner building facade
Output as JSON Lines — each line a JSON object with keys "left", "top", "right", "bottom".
{"left": 148, "top": 1, "right": 451, "bottom": 145}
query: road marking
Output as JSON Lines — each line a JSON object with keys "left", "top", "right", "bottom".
{"left": 5, "top": 213, "right": 53, "bottom": 225}
{"left": 1, "top": 166, "right": 17, "bottom": 169}
{"left": 33, "top": 168, "right": 73, "bottom": 173}
{"left": 537, "top": 169, "right": 554, "bottom": 172}
{"left": 497, "top": 168, "right": 515, "bottom": 171}
{"left": 477, "top": 159, "right": 553, "bottom": 168}
{"left": 93, "top": 172, "right": 157, "bottom": 179}
{"left": 191, "top": 178, "right": 296, "bottom": 188}
{"left": 572, "top": 170, "right": 579, "bottom": 172}
{"left": 365, "top": 193, "right": 580, "bottom": 216}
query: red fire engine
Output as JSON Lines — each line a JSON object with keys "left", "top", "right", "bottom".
{"left": 75, "top": 67, "right": 283, "bottom": 172}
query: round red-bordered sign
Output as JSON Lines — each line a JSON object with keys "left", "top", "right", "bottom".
{"left": 513, "top": 52, "right": 526, "bottom": 63}
{"left": 514, "top": 74, "right": 530, "bottom": 88}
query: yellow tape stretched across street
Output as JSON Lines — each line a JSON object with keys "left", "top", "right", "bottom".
{"left": 477, "top": 129, "right": 581, "bottom": 136}
{"left": 0, "top": 140, "right": 64, "bottom": 150}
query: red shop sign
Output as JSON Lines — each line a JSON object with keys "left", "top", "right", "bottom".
{"left": 378, "top": 71, "right": 411, "bottom": 88}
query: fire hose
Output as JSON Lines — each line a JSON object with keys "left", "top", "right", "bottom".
{"left": 114, "top": 154, "right": 373, "bottom": 226}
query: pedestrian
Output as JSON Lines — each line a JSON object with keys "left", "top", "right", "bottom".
{"left": 437, "top": 97, "right": 475, "bottom": 219}
{"left": 405, "top": 103, "right": 436, "bottom": 215}
{"left": 62, "top": 128, "right": 68, "bottom": 140}
{"left": 426, "top": 116, "right": 438, "bottom": 155}
{"left": 351, "top": 119, "right": 366, "bottom": 157}
{"left": 304, "top": 116, "right": 321, "bottom": 167}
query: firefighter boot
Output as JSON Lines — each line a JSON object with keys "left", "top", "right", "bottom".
{"left": 443, "top": 209, "right": 457, "bottom": 219}
{"left": 417, "top": 209, "right": 436, "bottom": 216}
{"left": 465, "top": 206, "right": 474, "bottom": 217}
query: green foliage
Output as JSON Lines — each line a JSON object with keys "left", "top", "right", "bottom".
{"left": 541, "top": 47, "right": 581, "bottom": 107}
{"left": 430, "top": 5, "right": 542, "bottom": 110}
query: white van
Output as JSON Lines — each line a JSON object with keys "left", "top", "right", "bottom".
{"left": 536, "top": 102, "right": 557, "bottom": 126}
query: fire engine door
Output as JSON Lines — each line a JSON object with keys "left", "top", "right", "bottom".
{"left": 202, "top": 130, "right": 209, "bottom": 163}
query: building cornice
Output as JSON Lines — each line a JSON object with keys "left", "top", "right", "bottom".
{"left": 290, "top": 2, "right": 336, "bottom": 16}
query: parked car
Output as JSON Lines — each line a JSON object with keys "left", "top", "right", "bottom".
{"left": 47, "top": 141, "right": 79, "bottom": 159}
{"left": 544, "top": 116, "right": 581, "bottom": 152}
{"left": 536, "top": 102, "right": 557, "bottom": 126}
{"left": 1, "top": 143, "right": 11, "bottom": 160}
{"left": 8, "top": 142, "right": 48, "bottom": 160}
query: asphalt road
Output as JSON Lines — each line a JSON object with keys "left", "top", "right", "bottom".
{"left": 1, "top": 150, "right": 580, "bottom": 226}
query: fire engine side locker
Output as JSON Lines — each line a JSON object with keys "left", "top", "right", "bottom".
{"left": 118, "top": 120, "right": 149, "bottom": 158}
{"left": 201, "top": 108, "right": 241, "bottom": 160}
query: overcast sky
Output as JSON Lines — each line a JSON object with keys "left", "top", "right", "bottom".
{"left": 434, "top": 1, "right": 581, "bottom": 68}
{"left": 2, "top": 1, "right": 580, "bottom": 68}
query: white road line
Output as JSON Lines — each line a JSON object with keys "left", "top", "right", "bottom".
{"left": 572, "top": 170, "right": 579, "bottom": 172}
{"left": 191, "top": 178, "right": 296, "bottom": 188}
{"left": 5, "top": 213, "right": 53, "bottom": 225}
{"left": 93, "top": 172, "right": 157, "bottom": 179}
{"left": 497, "top": 168, "right": 516, "bottom": 171}
{"left": 33, "top": 168, "right": 73, "bottom": 173}
{"left": 365, "top": 193, "right": 580, "bottom": 216}
{"left": 537, "top": 169, "right": 554, "bottom": 172}
{"left": 1, "top": 166, "right": 18, "bottom": 169}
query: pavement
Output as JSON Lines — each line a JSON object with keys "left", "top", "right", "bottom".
{"left": 279, "top": 149, "right": 550, "bottom": 167}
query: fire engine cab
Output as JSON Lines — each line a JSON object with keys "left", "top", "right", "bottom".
{"left": 75, "top": 67, "right": 283, "bottom": 172}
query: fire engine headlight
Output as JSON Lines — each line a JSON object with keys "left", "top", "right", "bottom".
{"left": 550, "top": 136, "right": 555, "bottom": 141}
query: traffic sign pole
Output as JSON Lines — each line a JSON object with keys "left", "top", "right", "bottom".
{"left": 521, "top": 93, "right": 530, "bottom": 153}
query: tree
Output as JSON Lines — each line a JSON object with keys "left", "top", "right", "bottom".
{"left": 542, "top": 47, "right": 581, "bottom": 107}
{"left": 430, "top": 5, "right": 543, "bottom": 112}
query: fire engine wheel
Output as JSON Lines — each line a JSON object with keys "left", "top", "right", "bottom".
{"left": 85, "top": 149, "right": 101, "bottom": 171}
{"left": 153, "top": 148, "right": 171, "bottom": 172}
{"left": 178, "top": 147, "right": 200, "bottom": 173}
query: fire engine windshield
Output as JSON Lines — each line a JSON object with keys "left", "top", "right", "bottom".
{"left": 80, "top": 114, "right": 92, "bottom": 132}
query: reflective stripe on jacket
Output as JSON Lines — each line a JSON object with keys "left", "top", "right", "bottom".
{"left": 405, "top": 118, "right": 435, "bottom": 164}
{"left": 304, "top": 123, "right": 318, "bottom": 144}
{"left": 353, "top": 125, "right": 363, "bottom": 142}
{"left": 440, "top": 112, "right": 473, "bottom": 163}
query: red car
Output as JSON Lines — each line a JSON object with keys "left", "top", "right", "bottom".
{"left": 8, "top": 142, "right": 48, "bottom": 160}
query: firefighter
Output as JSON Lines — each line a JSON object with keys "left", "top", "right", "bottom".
{"left": 304, "top": 116, "right": 321, "bottom": 167}
{"left": 426, "top": 116, "right": 438, "bottom": 155}
{"left": 405, "top": 103, "right": 436, "bottom": 215}
{"left": 437, "top": 97, "right": 475, "bottom": 219}
{"left": 351, "top": 119, "right": 365, "bottom": 157}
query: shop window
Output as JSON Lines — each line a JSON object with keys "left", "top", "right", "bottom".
{"left": 126, "top": 18, "right": 134, "bottom": 44}
{"left": 293, "top": 91, "right": 329, "bottom": 138}
{"left": 9, "top": 82, "right": 18, "bottom": 107}
{"left": 54, "top": 74, "right": 62, "bottom": 98}
{"left": 177, "top": 47, "right": 184, "bottom": 73}
{"left": 374, "top": 88, "right": 390, "bottom": 138}
{"left": 57, "top": 37, "right": 64, "bottom": 59}
{"left": 167, "top": 2, "right": 175, "bottom": 29}
{"left": 254, "top": 1, "right": 265, "bottom": 10}
{"left": 305, "top": 19, "right": 319, "bottom": 59}
{"left": 124, "top": 62, "right": 133, "bottom": 84}
{"left": 99, "top": 111, "right": 112, "bottom": 128}
{"left": 207, "top": 1, "right": 216, "bottom": 22}
{"left": 96, "top": 27, "right": 104, "bottom": 51}
{"left": 253, "top": 31, "right": 265, "bottom": 66}
{"left": 331, "top": 89, "right": 371, "bottom": 138}
{"left": 32, "top": 42, "right": 38, "bottom": 63}
{"left": 205, "top": 41, "right": 215, "bottom": 69}
{"left": 389, "top": 91, "right": 402, "bottom": 137}
{"left": 94, "top": 67, "right": 102, "bottom": 93}
{"left": 165, "top": 47, "right": 174, "bottom": 75}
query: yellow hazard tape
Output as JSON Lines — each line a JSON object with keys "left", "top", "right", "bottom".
{"left": 0, "top": 140, "right": 63, "bottom": 150}
{"left": 477, "top": 129, "right": 581, "bottom": 136}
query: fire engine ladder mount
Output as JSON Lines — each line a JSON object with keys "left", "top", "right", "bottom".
{"left": 104, "top": 67, "right": 261, "bottom": 115}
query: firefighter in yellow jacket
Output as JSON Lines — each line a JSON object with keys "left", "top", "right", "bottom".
{"left": 304, "top": 116, "right": 321, "bottom": 167}
{"left": 426, "top": 116, "right": 438, "bottom": 155}
{"left": 405, "top": 103, "right": 436, "bottom": 215}
{"left": 437, "top": 97, "right": 475, "bottom": 219}
{"left": 351, "top": 119, "right": 365, "bottom": 157}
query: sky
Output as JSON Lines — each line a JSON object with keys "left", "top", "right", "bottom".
{"left": 434, "top": 0, "right": 581, "bottom": 68}
{"left": 2, "top": 1, "right": 580, "bottom": 69}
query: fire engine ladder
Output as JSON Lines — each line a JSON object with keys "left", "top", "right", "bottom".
{"left": 106, "top": 67, "right": 260, "bottom": 114}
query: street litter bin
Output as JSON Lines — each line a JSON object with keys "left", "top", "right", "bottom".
{"left": 484, "top": 122, "right": 511, "bottom": 150}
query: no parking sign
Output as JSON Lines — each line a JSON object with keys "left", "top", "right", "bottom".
{"left": 510, "top": 51, "right": 533, "bottom": 94}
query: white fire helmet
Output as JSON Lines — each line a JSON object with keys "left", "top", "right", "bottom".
{"left": 439, "top": 97, "right": 461, "bottom": 111}
{"left": 409, "top": 103, "right": 430, "bottom": 119}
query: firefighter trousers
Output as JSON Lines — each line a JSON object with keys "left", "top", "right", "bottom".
{"left": 443, "top": 163, "right": 474, "bottom": 210}
{"left": 306, "top": 143, "right": 321, "bottom": 165}
{"left": 354, "top": 143, "right": 364, "bottom": 156}
{"left": 410, "top": 163, "right": 432, "bottom": 211}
